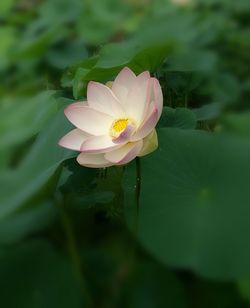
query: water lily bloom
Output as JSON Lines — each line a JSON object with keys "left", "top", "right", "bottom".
{"left": 59, "top": 67, "right": 163, "bottom": 168}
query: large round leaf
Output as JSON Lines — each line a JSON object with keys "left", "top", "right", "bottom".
{"left": 124, "top": 128, "right": 250, "bottom": 280}
{"left": 0, "top": 106, "right": 75, "bottom": 220}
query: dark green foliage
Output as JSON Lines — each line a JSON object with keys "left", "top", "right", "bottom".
{"left": 1, "top": 0, "right": 250, "bottom": 307}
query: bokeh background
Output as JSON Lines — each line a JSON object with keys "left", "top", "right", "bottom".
{"left": 1, "top": 0, "right": 250, "bottom": 307}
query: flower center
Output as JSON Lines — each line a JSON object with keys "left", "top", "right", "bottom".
{"left": 110, "top": 118, "right": 137, "bottom": 139}
{"left": 112, "top": 118, "right": 129, "bottom": 133}
{"left": 110, "top": 118, "right": 136, "bottom": 138}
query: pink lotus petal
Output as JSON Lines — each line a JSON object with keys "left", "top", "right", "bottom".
{"left": 131, "top": 78, "right": 163, "bottom": 139}
{"left": 67, "top": 101, "right": 88, "bottom": 108}
{"left": 64, "top": 105, "right": 114, "bottom": 136}
{"left": 58, "top": 129, "right": 89, "bottom": 151}
{"left": 111, "top": 67, "right": 137, "bottom": 104}
{"left": 112, "top": 124, "right": 135, "bottom": 144}
{"left": 125, "top": 77, "right": 151, "bottom": 125}
{"left": 131, "top": 103, "right": 158, "bottom": 141}
{"left": 137, "top": 70, "right": 150, "bottom": 84}
{"left": 105, "top": 140, "right": 143, "bottom": 165}
{"left": 77, "top": 152, "right": 113, "bottom": 168}
{"left": 87, "top": 81, "right": 125, "bottom": 118}
{"left": 152, "top": 78, "right": 163, "bottom": 120}
{"left": 80, "top": 134, "right": 122, "bottom": 154}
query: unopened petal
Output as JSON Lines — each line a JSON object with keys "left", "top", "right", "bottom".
{"left": 105, "top": 140, "right": 143, "bottom": 165}
{"left": 77, "top": 153, "right": 113, "bottom": 168}
{"left": 138, "top": 129, "right": 158, "bottom": 157}
{"left": 65, "top": 104, "right": 114, "bottom": 136}
{"left": 87, "top": 81, "right": 125, "bottom": 118}
{"left": 58, "top": 129, "right": 89, "bottom": 151}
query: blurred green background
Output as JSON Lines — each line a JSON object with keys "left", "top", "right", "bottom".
{"left": 1, "top": 0, "right": 250, "bottom": 307}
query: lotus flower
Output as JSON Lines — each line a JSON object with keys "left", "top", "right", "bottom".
{"left": 59, "top": 67, "right": 163, "bottom": 168}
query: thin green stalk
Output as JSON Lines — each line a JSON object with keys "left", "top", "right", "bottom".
{"left": 135, "top": 157, "right": 141, "bottom": 235}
